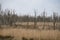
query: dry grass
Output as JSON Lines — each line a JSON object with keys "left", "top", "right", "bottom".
{"left": 15, "top": 22, "right": 60, "bottom": 27}
{"left": 0, "top": 28, "right": 60, "bottom": 40}
{"left": 14, "top": 22, "right": 60, "bottom": 30}
{"left": 0, "top": 22, "right": 60, "bottom": 40}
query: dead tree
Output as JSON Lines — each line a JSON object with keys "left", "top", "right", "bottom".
{"left": 53, "top": 12, "right": 57, "bottom": 30}
{"left": 26, "top": 15, "right": 29, "bottom": 28}
{"left": 0, "top": 4, "right": 1, "bottom": 12}
{"left": 34, "top": 9, "right": 37, "bottom": 29}
{"left": 42, "top": 10, "right": 46, "bottom": 30}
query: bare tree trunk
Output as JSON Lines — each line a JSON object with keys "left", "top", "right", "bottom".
{"left": 42, "top": 10, "right": 45, "bottom": 30}
{"left": 53, "top": 12, "right": 56, "bottom": 30}
{"left": 27, "top": 16, "right": 29, "bottom": 28}
{"left": 53, "top": 20, "right": 55, "bottom": 30}
{"left": 34, "top": 10, "right": 37, "bottom": 29}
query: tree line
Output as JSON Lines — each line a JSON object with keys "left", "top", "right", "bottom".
{"left": 0, "top": 9, "right": 60, "bottom": 24}
{"left": 0, "top": 4, "right": 60, "bottom": 30}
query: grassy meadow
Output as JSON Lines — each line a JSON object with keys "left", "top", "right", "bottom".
{"left": 0, "top": 22, "right": 60, "bottom": 40}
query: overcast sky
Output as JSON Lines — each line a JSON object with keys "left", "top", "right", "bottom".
{"left": 0, "top": 0, "right": 60, "bottom": 16}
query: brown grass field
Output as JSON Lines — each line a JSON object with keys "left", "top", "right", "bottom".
{"left": 0, "top": 28, "right": 60, "bottom": 40}
{"left": 0, "top": 22, "right": 60, "bottom": 40}
{"left": 15, "top": 22, "right": 60, "bottom": 26}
